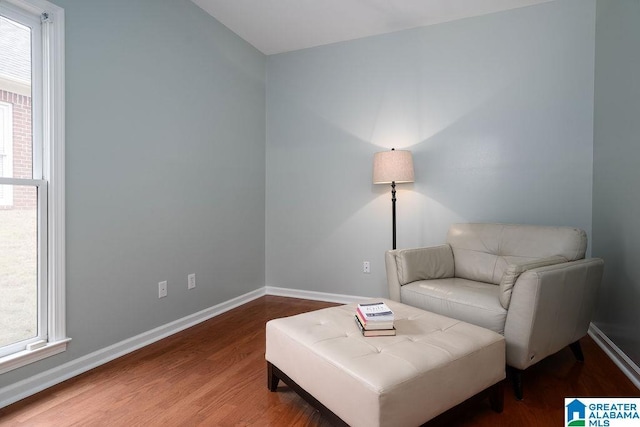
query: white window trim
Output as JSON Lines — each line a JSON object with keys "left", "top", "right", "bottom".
{"left": 0, "top": 0, "right": 68, "bottom": 374}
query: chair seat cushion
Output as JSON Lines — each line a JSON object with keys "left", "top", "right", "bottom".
{"left": 400, "top": 278, "right": 507, "bottom": 334}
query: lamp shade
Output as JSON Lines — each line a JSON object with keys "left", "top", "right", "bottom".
{"left": 372, "top": 149, "right": 414, "bottom": 184}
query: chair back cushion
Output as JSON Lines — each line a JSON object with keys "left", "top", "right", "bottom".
{"left": 446, "top": 223, "right": 587, "bottom": 285}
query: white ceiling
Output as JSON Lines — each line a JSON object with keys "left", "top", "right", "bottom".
{"left": 191, "top": 0, "right": 555, "bottom": 55}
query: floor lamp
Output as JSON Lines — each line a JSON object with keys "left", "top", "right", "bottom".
{"left": 373, "top": 148, "right": 415, "bottom": 250}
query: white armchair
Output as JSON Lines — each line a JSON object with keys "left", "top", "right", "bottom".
{"left": 385, "top": 223, "right": 604, "bottom": 399}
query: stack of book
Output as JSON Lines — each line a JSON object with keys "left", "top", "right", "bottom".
{"left": 354, "top": 302, "right": 396, "bottom": 337}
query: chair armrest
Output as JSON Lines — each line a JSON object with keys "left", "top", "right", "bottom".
{"left": 385, "top": 250, "right": 402, "bottom": 301}
{"left": 499, "top": 255, "right": 567, "bottom": 309}
{"left": 504, "top": 258, "right": 604, "bottom": 369}
{"left": 385, "top": 245, "right": 454, "bottom": 301}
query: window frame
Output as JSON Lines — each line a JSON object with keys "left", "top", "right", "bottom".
{"left": 0, "top": 0, "right": 68, "bottom": 374}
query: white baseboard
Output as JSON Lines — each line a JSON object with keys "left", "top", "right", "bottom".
{"left": 0, "top": 287, "right": 266, "bottom": 409}
{"left": 6, "top": 289, "right": 635, "bottom": 410}
{"left": 588, "top": 323, "right": 640, "bottom": 390}
{"left": 265, "top": 286, "right": 368, "bottom": 304}
{"left": 0, "top": 286, "right": 362, "bottom": 409}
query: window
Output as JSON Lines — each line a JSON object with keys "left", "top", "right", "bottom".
{"left": 0, "top": 101, "right": 13, "bottom": 206}
{"left": 0, "top": 0, "right": 67, "bottom": 373}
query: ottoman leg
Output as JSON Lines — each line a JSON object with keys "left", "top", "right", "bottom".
{"left": 488, "top": 381, "right": 504, "bottom": 413}
{"left": 267, "top": 361, "right": 280, "bottom": 391}
{"left": 265, "top": 361, "right": 349, "bottom": 426}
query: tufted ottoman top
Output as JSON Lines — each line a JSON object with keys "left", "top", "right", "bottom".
{"left": 266, "top": 299, "right": 505, "bottom": 426}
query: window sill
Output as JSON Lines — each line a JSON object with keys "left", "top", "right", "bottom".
{"left": 0, "top": 338, "right": 71, "bottom": 375}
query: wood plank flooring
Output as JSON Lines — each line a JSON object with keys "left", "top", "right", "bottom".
{"left": 0, "top": 295, "right": 638, "bottom": 426}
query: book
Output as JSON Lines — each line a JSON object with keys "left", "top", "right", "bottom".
{"left": 354, "top": 315, "right": 396, "bottom": 337}
{"left": 355, "top": 311, "right": 394, "bottom": 330}
{"left": 356, "top": 302, "right": 394, "bottom": 323}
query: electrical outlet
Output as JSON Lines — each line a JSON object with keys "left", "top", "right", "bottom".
{"left": 158, "top": 281, "right": 167, "bottom": 298}
{"left": 188, "top": 273, "right": 196, "bottom": 290}
{"left": 363, "top": 261, "right": 371, "bottom": 274}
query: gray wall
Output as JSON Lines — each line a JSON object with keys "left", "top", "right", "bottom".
{"left": 8, "top": 0, "right": 635, "bottom": 396}
{"left": 0, "top": 0, "right": 265, "bottom": 386}
{"left": 592, "top": 0, "right": 640, "bottom": 367}
{"left": 266, "top": 0, "right": 596, "bottom": 298}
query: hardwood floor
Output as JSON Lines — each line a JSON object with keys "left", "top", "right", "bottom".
{"left": 0, "top": 295, "right": 638, "bottom": 426}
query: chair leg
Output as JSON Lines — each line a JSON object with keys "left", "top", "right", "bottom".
{"left": 509, "top": 366, "right": 524, "bottom": 400}
{"left": 569, "top": 340, "right": 584, "bottom": 362}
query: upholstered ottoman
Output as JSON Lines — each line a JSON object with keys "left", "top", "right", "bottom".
{"left": 266, "top": 299, "right": 505, "bottom": 427}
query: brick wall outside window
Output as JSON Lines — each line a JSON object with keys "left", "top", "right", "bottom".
{"left": 1, "top": 89, "right": 34, "bottom": 210}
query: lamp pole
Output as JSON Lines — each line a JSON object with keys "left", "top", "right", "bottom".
{"left": 391, "top": 181, "right": 397, "bottom": 250}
